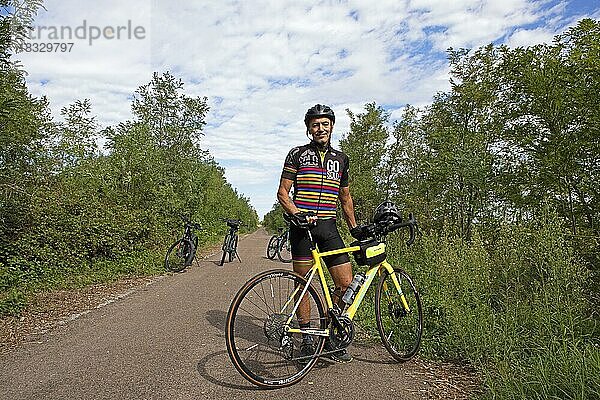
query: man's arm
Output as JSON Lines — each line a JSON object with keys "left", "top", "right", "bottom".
{"left": 339, "top": 186, "right": 357, "bottom": 229}
{"left": 277, "top": 178, "right": 300, "bottom": 215}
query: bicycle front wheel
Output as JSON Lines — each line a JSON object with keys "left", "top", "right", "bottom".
{"left": 276, "top": 233, "right": 292, "bottom": 263}
{"left": 225, "top": 269, "right": 327, "bottom": 388}
{"left": 266, "top": 235, "right": 278, "bottom": 259}
{"left": 220, "top": 234, "right": 231, "bottom": 266}
{"left": 165, "top": 239, "right": 192, "bottom": 272}
{"left": 375, "top": 267, "right": 423, "bottom": 361}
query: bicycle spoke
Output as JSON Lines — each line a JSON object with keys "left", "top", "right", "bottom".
{"left": 267, "top": 235, "right": 278, "bottom": 259}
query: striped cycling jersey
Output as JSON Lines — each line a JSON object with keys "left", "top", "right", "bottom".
{"left": 281, "top": 142, "right": 350, "bottom": 219}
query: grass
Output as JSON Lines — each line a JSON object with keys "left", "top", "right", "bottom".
{"left": 376, "top": 213, "right": 600, "bottom": 399}
{"left": 0, "top": 249, "right": 165, "bottom": 317}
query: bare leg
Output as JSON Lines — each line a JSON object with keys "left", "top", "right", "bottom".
{"left": 328, "top": 262, "right": 353, "bottom": 308}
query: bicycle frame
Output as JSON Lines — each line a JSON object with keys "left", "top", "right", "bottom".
{"left": 273, "top": 228, "right": 288, "bottom": 247}
{"left": 284, "top": 244, "right": 410, "bottom": 337}
{"left": 183, "top": 224, "right": 197, "bottom": 243}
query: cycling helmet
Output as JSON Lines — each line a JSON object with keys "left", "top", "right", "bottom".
{"left": 304, "top": 104, "right": 335, "bottom": 126}
{"left": 373, "top": 200, "right": 401, "bottom": 224}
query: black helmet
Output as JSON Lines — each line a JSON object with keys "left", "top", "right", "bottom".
{"left": 373, "top": 200, "right": 401, "bottom": 224}
{"left": 304, "top": 104, "right": 335, "bottom": 126}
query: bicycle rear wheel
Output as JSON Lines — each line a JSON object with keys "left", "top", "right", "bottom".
{"left": 228, "top": 235, "right": 238, "bottom": 262}
{"left": 226, "top": 269, "right": 327, "bottom": 388}
{"left": 266, "top": 235, "right": 278, "bottom": 259}
{"left": 276, "top": 232, "right": 292, "bottom": 263}
{"left": 165, "top": 239, "right": 193, "bottom": 272}
{"left": 375, "top": 267, "right": 423, "bottom": 361}
{"left": 192, "top": 234, "right": 199, "bottom": 252}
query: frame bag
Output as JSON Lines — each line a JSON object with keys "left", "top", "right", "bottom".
{"left": 352, "top": 239, "right": 386, "bottom": 266}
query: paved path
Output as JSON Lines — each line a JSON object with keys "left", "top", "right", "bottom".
{"left": 0, "top": 229, "right": 466, "bottom": 400}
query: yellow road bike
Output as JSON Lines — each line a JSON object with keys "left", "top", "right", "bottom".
{"left": 225, "top": 209, "right": 422, "bottom": 388}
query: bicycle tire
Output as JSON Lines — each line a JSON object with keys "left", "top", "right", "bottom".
{"left": 225, "top": 269, "right": 327, "bottom": 388}
{"left": 165, "top": 239, "right": 193, "bottom": 272}
{"left": 190, "top": 234, "right": 199, "bottom": 265}
{"left": 266, "top": 235, "right": 278, "bottom": 259}
{"left": 276, "top": 232, "right": 292, "bottom": 263}
{"left": 220, "top": 234, "right": 230, "bottom": 266}
{"left": 375, "top": 267, "right": 423, "bottom": 361}
{"left": 228, "top": 234, "right": 238, "bottom": 262}
{"left": 192, "top": 234, "right": 199, "bottom": 252}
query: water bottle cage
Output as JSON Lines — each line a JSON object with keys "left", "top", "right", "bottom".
{"left": 342, "top": 273, "right": 366, "bottom": 304}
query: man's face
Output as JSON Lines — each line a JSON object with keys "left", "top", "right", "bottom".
{"left": 308, "top": 117, "right": 333, "bottom": 146}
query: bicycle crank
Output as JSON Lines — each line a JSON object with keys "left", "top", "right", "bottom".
{"left": 328, "top": 315, "right": 354, "bottom": 349}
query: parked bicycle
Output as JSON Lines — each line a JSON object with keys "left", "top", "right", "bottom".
{"left": 266, "top": 224, "right": 291, "bottom": 263}
{"left": 220, "top": 218, "right": 244, "bottom": 266}
{"left": 165, "top": 216, "right": 202, "bottom": 272}
{"left": 225, "top": 202, "right": 422, "bottom": 388}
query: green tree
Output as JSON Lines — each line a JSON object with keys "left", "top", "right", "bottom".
{"left": 420, "top": 46, "right": 503, "bottom": 237}
{"left": 340, "top": 102, "right": 390, "bottom": 221}
{"left": 0, "top": 0, "right": 44, "bottom": 66}
{"left": 386, "top": 106, "right": 432, "bottom": 224}
{"left": 55, "top": 99, "right": 99, "bottom": 169}
{"left": 263, "top": 202, "right": 286, "bottom": 233}
{"left": 498, "top": 19, "right": 599, "bottom": 237}
{"left": 0, "top": 63, "right": 53, "bottom": 237}
{"left": 131, "top": 71, "right": 209, "bottom": 156}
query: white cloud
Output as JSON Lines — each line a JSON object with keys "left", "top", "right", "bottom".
{"left": 16, "top": 0, "right": 598, "bottom": 218}
{"left": 504, "top": 26, "right": 557, "bottom": 48}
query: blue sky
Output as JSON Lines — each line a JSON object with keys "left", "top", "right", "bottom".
{"left": 16, "top": 0, "right": 600, "bottom": 219}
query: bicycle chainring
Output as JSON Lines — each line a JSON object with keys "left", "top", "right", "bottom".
{"left": 329, "top": 315, "right": 354, "bottom": 349}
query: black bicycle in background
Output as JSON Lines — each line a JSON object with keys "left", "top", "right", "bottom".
{"left": 220, "top": 218, "right": 244, "bottom": 266}
{"left": 165, "top": 216, "right": 203, "bottom": 272}
{"left": 266, "top": 225, "right": 291, "bottom": 263}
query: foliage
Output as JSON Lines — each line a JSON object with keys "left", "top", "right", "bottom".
{"left": 2, "top": 5, "right": 598, "bottom": 397}
{"left": 339, "top": 102, "right": 390, "bottom": 221}
{"left": 337, "top": 18, "right": 599, "bottom": 400}
{"left": 262, "top": 202, "right": 287, "bottom": 234}
{"left": 390, "top": 209, "right": 599, "bottom": 399}
{"left": 1, "top": 22, "right": 258, "bottom": 315}
{"left": 0, "top": 0, "right": 44, "bottom": 70}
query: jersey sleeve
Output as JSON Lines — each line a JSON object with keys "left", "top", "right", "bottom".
{"left": 340, "top": 153, "right": 350, "bottom": 187}
{"left": 281, "top": 147, "right": 299, "bottom": 181}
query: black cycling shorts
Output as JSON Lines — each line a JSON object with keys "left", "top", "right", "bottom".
{"left": 289, "top": 218, "right": 350, "bottom": 268}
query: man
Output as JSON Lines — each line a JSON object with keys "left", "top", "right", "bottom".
{"left": 277, "top": 103, "right": 358, "bottom": 363}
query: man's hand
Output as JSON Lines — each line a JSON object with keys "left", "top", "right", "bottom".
{"left": 284, "top": 211, "right": 316, "bottom": 226}
{"left": 292, "top": 211, "right": 317, "bottom": 226}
